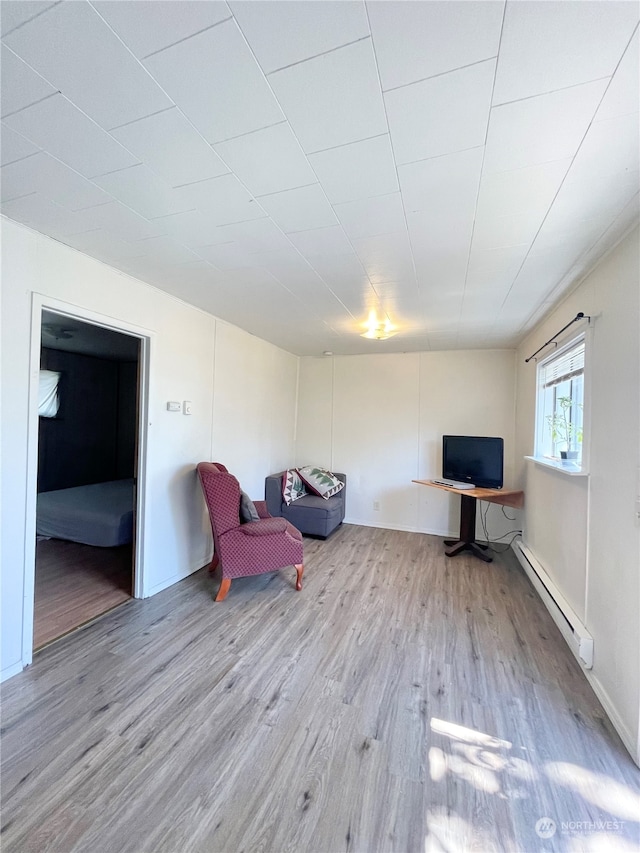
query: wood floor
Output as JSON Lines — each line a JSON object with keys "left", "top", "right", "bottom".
{"left": 2, "top": 525, "right": 639, "bottom": 853}
{"left": 34, "top": 539, "right": 132, "bottom": 649}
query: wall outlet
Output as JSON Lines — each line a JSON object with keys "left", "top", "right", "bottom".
{"left": 167, "top": 401, "right": 181, "bottom": 412}
{"left": 373, "top": 500, "right": 380, "bottom": 511}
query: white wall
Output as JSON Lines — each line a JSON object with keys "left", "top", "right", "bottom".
{"left": 210, "top": 320, "right": 298, "bottom": 497}
{"left": 0, "top": 219, "right": 298, "bottom": 680}
{"left": 515, "top": 226, "right": 640, "bottom": 764}
{"left": 296, "top": 349, "right": 517, "bottom": 539}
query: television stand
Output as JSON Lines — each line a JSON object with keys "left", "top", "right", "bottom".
{"left": 412, "top": 480, "right": 524, "bottom": 562}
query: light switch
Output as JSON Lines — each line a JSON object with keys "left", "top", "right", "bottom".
{"left": 183, "top": 401, "right": 193, "bottom": 415}
{"left": 167, "top": 401, "right": 181, "bottom": 412}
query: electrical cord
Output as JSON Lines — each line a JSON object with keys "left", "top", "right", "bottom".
{"left": 479, "top": 501, "right": 522, "bottom": 552}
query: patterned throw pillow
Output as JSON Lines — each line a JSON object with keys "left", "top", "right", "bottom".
{"left": 282, "top": 469, "right": 307, "bottom": 505}
{"left": 296, "top": 466, "right": 344, "bottom": 500}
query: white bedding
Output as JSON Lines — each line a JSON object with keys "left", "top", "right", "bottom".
{"left": 36, "top": 479, "right": 134, "bottom": 547}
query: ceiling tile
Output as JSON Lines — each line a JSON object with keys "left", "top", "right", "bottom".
{"left": 533, "top": 208, "right": 618, "bottom": 255}
{"left": 398, "top": 146, "right": 483, "bottom": 216}
{"left": 0, "top": 123, "right": 39, "bottom": 165}
{"left": 230, "top": 0, "right": 369, "bottom": 73}
{"left": 351, "top": 231, "right": 416, "bottom": 285}
{"left": 308, "top": 134, "right": 398, "bottom": 204}
{"left": 385, "top": 59, "right": 495, "bottom": 164}
{"left": 257, "top": 255, "right": 353, "bottom": 316}
{"left": 93, "top": 0, "right": 231, "bottom": 59}
{"left": 0, "top": 45, "right": 57, "bottom": 118}
{"left": 287, "top": 224, "right": 353, "bottom": 257}
{"left": 459, "top": 291, "right": 506, "bottom": 321}
{"left": 494, "top": 0, "right": 639, "bottom": 105}
{"left": 92, "top": 163, "right": 194, "bottom": 220}
{"left": 475, "top": 158, "right": 572, "bottom": 221}
{"left": 193, "top": 241, "right": 260, "bottom": 270}
{"left": 268, "top": 39, "right": 387, "bottom": 153}
{"left": 1, "top": 152, "right": 110, "bottom": 209}
{"left": 151, "top": 209, "right": 233, "bottom": 249}
{"left": 143, "top": 19, "right": 284, "bottom": 144}
{"left": 131, "top": 235, "right": 200, "bottom": 265}
{"left": 566, "top": 112, "right": 639, "bottom": 181}
{"left": 214, "top": 123, "right": 316, "bottom": 197}
{"left": 3, "top": 94, "right": 139, "bottom": 178}
{"left": 0, "top": 1, "right": 58, "bottom": 36}
{"left": 483, "top": 79, "right": 608, "bottom": 174}
{"left": 1, "top": 192, "right": 89, "bottom": 238}
{"left": 172, "top": 173, "right": 265, "bottom": 226}
{"left": 79, "top": 200, "right": 164, "bottom": 242}
{"left": 367, "top": 0, "right": 504, "bottom": 91}
{"left": 3, "top": 2, "right": 172, "bottom": 129}
{"left": 62, "top": 228, "right": 143, "bottom": 263}
{"left": 596, "top": 31, "right": 639, "bottom": 121}
{"left": 542, "top": 168, "right": 639, "bottom": 227}
{"left": 316, "top": 278, "right": 377, "bottom": 316}
{"left": 409, "top": 207, "right": 473, "bottom": 292}
{"left": 465, "top": 244, "right": 529, "bottom": 292}
{"left": 471, "top": 211, "right": 543, "bottom": 251}
{"left": 215, "top": 217, "right": 292, "bottom": 253}
{"left": 334, "top": 192, "right": 405, "bottom": 240}
{"left": 257, "top": 184, "right": 337, "bottom": 233}
{"left": 110, "top": 107, "right": 228, "bottom": 187}
{"left": 306, "top": 252, "right": 368, "bottom": 288}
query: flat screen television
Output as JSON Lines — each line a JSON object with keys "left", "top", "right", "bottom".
{"left": 442, "top": 435, "right": 504, "bottom": 489}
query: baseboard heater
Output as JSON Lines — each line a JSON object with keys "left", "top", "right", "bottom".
{"left": 513, "top": 540, "right": 594, "bottom": 669}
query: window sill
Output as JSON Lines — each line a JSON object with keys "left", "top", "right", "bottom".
{"left": 525, "top": 456, "right": 589, "bottom": 477}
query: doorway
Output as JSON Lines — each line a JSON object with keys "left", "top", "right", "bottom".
{"left": 33, "top": 309, "right": 143, "bottom": 649}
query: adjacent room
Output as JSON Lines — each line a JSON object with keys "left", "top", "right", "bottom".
{"left": 1, "top": 1, "right": 639, "bottom": 851}
{"left": 34, "top": 311, "right": 139, "bottom": 648}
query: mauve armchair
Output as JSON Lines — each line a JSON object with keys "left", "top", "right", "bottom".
{"left": 197, "top": 462, "right": 304, "bottom": 601}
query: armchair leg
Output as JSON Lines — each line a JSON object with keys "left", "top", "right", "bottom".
{"left": 208, "top": 553, "right": 220, "bottom": 572}
{"left": 295, "top": 564, "right": 304, "bottom": 591}
{"left": 215, "top": 578, "right": 231, "bottom": 602}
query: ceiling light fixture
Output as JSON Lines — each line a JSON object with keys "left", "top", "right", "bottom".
{"left": 360, "top": 312, "right": 397, "bottom": 341}
{"left": 42, "top": 324, "right": 74, "bottom": 341}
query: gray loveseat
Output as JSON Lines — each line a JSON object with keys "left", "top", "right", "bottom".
{"left": 265, "top": 472, "right": 347, "bottom": 539}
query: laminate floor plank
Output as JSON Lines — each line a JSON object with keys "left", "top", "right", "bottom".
{"left": 2, "top": 525, "right": 639, "bottom": 852}
{"left": 34, "top": 539, "right": 132, "bottom": 649}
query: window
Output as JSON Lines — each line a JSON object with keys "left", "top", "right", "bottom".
{"left": 535, "top": 335, "right": 585, "bottom": 466}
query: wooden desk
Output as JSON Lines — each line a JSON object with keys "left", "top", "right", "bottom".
{"left": 412, "top": 480, "right": 524, "bottom": 562}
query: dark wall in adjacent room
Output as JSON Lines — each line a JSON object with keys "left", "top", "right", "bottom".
{"left": 38, "top": 348, "right": 137, "bottom": 493}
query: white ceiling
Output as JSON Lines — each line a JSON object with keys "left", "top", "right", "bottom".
{"left": 1, "top": 0, "right": 638, "bottom": 356}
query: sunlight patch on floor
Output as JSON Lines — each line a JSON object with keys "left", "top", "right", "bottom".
{"left": 429, "top": 716, "right": 539, "bottom": 796}
{"left": 545, "top": 761, "right": 640, "bottom": 821}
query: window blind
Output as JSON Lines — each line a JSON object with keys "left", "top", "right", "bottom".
{"left": 541, "top": 340, "right": 585, "bottom": 389}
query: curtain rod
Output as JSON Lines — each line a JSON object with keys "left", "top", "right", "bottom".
{"left": 525, "top": 312, "right": 590, "bottom": 363}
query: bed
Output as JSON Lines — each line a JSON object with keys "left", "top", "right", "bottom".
{"left": 36, "top": 479, "right": 135, "bottom": 547}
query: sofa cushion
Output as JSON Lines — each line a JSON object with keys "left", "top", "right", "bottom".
{"left": 282, "top": 468, "right": 307, "bottom": 505}
{"left": 297, "top": 466, "right": 345, "bottom": 500}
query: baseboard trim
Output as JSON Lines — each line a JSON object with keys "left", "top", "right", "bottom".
{"left": 343, "top": 518, "right": 452, "bottom": 537}
{"left": 582, "top": 669, "right": 639, "bottom": 766}
{"left": 512, "top": 540, "right": 593, "bottom": 668}
{"left": 511, "top": 541, "right": 639, "bottom": 767}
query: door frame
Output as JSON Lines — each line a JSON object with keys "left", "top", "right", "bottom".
{"left": 23, "top": 294, "right": 152, "bottom": 666}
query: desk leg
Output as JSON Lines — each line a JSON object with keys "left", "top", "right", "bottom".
{"left": 444, "top": 494, "right": 492, "bottom": 563}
